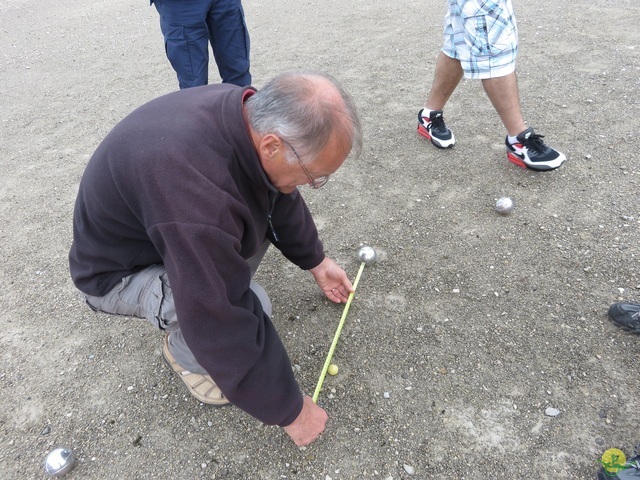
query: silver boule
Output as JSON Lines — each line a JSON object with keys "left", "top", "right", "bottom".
{"left": 358, "top": 246, "right": 377, "bottom": 264}
{"left": 495, "top": 197, "right": 515, "bottom": 215}
{"left": 44, "top": 447, "right": 76, "bottom": 477}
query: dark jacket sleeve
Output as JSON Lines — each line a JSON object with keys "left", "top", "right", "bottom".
{"left": 268, "top": 189, "right": 325, "bottom": 270}
{"left": 149, "top": 221, "right": 303, "bottom": 427}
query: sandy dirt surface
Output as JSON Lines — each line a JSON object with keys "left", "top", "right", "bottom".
{"left": 1, "top": 0, "right": 639, "bottom": 478}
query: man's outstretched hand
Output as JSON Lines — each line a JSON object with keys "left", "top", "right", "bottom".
{"left": 309, "top": 256, "right": 354, "bottom": 304}
{"left": 283, "top": 395, "right": 328, "bottom": 446}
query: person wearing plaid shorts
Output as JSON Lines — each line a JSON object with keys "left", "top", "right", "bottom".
{"left": 417, "top": 0, "right": 566, "bottom": 171}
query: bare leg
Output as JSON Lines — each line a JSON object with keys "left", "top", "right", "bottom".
{"left": 425, "top": 53, "right": 464, "bottom": 111}
{"left": 481, "top": 72, "right": 526, "bottom": 137}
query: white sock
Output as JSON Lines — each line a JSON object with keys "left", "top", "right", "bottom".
{"left": 421, "top": 108, "right": 435, "bottom": 119}
{"left": 507, "top": 134, "right": 519, "bottom": 145}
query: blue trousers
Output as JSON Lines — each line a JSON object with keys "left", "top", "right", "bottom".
{"left": 152, "top": 0, "right": 251, "bottom": 88}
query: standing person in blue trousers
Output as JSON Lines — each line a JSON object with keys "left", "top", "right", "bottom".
{"left": 151, "top": 0, "right": 251, "bottom": 88}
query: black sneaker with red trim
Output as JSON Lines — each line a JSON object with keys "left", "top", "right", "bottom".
{"left": 506, "top": 127, "right": 566, "bottom": 171}
{"left": 417, "top": 109, "right": 455, "bottom": 149}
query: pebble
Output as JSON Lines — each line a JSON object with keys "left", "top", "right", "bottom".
{"left": 545, "top": 407, "right": 560, "bottom": 417}
{"left": 403, "top": 464, "right": 415, "bottom": 475}
{"left": 383, "top": 392, "right": 390, "bottom": 399}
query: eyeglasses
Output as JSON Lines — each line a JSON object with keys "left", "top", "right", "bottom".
{"left": 281, "top": 139, "right": 330, "bottom": 189}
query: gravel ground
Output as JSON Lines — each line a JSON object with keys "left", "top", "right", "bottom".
{"left": 1, "top": 0, "right": 639, "bottom": 478}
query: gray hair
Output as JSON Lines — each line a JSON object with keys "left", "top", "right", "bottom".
{"left": 244, "top": 71, "right": 362, "bottom": 164}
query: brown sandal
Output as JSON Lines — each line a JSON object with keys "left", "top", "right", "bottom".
{"left": 162, "top": 335, "right": 229, "bottom": 406}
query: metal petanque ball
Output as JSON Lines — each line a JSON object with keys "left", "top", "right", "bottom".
{"left": 358, "top": 246, "right": 377, "bottom": 264}
{"left": 44, "top": 447, "right": 76, "bottom": 477}
{"left": 495, "top": 197, "right": 515, "bottom": 215}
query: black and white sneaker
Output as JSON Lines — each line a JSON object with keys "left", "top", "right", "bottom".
{"left": 417, "top": 109, "right": 455, "bottom": 149}
{"left": 608, "top": 302, "right": 640, "bottom": 334}
{"left": 506, "top": 127, "right": 566, "bottom": 171}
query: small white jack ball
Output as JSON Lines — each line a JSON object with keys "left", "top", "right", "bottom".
{"left": 495, "top": 197, "right": 515, "bottom": 215}
{"left": 327, "top": 364, "right": 339, "bottom": 376}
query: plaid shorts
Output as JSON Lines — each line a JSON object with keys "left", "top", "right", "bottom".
{"left": 442, "top": 0, "right": 518, "bottom": 79}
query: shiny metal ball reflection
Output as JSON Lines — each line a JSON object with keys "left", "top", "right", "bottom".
{"left": 495, "top": 197, "right": 515, "bottom": 215}
{"left": 358, "top": 246, "right": 377, "bottom": 264}
{"left": 44, "top": 447, "right": 76, "bottom": 477}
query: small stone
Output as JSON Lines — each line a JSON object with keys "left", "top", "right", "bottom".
{"left": 383, "top": 392, "right": 390, "bottom": 399}
{"left": 545, "top": 407, "right": 560, "bottom": 417}
{"left": 41, "top": 425, "right": 51, "bottom": 435}
{"left": 403, "top": 464, "right": 415, "bottom": 475}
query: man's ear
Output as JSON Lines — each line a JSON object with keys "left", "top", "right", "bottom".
{"left": 260, "top": 134, "right": 282, "bottom": 159}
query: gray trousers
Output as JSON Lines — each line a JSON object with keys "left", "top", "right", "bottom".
{"left": 82, "top": 241, "right": 271, "bottom": 374}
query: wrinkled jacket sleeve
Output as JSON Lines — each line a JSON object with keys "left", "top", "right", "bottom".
{"left": 149, "top": 221, "right": 304, "bottom": 427}
{"left": 267, "top": 189, "right": 325, "bottom": 270}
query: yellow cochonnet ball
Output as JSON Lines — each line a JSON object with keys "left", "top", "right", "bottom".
{"left": 327, "top": 364, "right": 339, "bottom": 376}
{"left": 601, "top": 448, "right": 627, "bottom": 473}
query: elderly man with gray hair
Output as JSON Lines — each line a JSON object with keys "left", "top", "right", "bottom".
{"left": 69, "top": 71, "right": 362, "bottom": 446}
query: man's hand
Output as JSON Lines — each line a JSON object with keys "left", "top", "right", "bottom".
{"left": 309, "top": 256, "right": 354, "bottom": 303}
{"left": 282, "top": 395, "right": 328, "bottom": 446}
